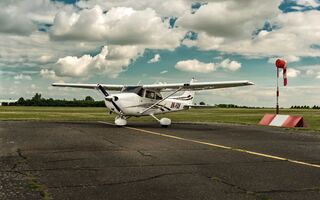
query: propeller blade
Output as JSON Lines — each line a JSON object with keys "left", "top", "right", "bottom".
{"left": 97, "top": 84, "right": 122, "bottom": 114}
{"left": 97, "top": 84, "right": 109, "bottom": 97}
{"left": 103, "top": 94, "right": 122, "bottom": 113}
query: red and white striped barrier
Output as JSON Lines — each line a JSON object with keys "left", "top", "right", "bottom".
{"left": 259, "top": 114, "right": 304, "bottom": 128}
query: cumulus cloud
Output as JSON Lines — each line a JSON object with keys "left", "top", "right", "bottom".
{"left": 0, "top": 7, "right": 35, "bottom": 35}
{"left": 220, "top": 10, "right": 320, "bottom": 57}
{"left": 76, "top": 0, "right": 190, "bottom": 17}
{"left": 160, "top": 70, "right": 168, "bottom": 74}
{"left": 148, "top": 54, "right": 161, "bottom": 63}
{"left": 175, "top": 59, "right": 214, "bottom": 73}
{"left": 0, "top": 32, "right": 100, "bottom": 70}
{"left": 268, "top": 55, "right": 301, "bottom": 64}
{"left": 0, "top": 0, "right": 73, "bottom": 35}
{"left": 50, "top": 6, "right": 184, "bottom": 49}
{"left": 178, "top": 1, "right": 320, "bottom": 57}
{"left": 174, "top": 58, "right": 241, "bottom": 73}
{"left": 286, "top": 68, "right": 301, "bottom": 78}
{"left": 1, "top": 0, "right": 320, "bottom": 104}
{"left": 217, "top": 59, "right": 241, "bottom": 71}
{"left": 304, "top": 65, "right": 320, "bottom": 79}
{"left": 177, "top": 0, "right": 279, "bottom": 39}
{"left": 40, "top": 69, "right": 60, "bottom": 81}
{"left": 182, "top": 32, "right": 224, "bottom": 50}
{"left": 52, "top": 45, "right": 143, "bottom": 78}
{"left": 14, "top": 74, "right": 32, "bottom": 80}
{"left": 296, "top": 0, "right": 319, "bottom": 7}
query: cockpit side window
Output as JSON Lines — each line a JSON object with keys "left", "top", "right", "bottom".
{"left": 145, "top": 90, "right": 155, "bottom": 99}
{"left": 155, "top": 93, "right": 162, "bottom": 100}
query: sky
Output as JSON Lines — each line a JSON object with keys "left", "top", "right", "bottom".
{"left": 0, "top": 0, "right": 320, "bottom": 107}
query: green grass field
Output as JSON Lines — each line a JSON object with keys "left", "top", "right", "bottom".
{"left": 0, "top": 106, "right": 319, "bottom": 131}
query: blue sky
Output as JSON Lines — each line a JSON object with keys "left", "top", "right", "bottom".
{"left": 1, "top": 0, "right": 320, "bottom": 107}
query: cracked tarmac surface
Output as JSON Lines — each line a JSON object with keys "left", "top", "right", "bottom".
{"left": 0, "top": 121, "right": 320, "bottom": 200}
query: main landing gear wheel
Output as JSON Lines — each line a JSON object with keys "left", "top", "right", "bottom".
{"left": 115, "top": 116, "right": 127, "bottom": 127}
{"left": 150, "top": 114, "right": 171, "bottom": 128}
{"left": 160, "top": 118, "right": 171, "bottom": 128}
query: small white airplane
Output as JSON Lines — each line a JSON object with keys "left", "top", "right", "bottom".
{"left": 52, "top": 79, "right": 253, "bottom": 127}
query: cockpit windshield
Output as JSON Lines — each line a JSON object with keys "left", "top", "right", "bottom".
{"left": 121, "top": 86, "right": 162, "bottom": 99}
{"left": 121, "top": 86, "right": 144, "bottom": 97}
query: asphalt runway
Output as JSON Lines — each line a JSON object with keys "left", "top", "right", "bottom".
{"left": 1, "top": 121, "right": 320, "bottom": 200}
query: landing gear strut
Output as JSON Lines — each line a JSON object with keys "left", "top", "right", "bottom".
{"left": 150, "top": 114, "right": 171, "bottom": 128}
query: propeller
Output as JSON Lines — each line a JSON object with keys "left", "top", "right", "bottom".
{"left": 97, "top": 84, "right": 122, "bottom": 113}
{"left": 97, "top": 84, "right": 109, "bottom": 97}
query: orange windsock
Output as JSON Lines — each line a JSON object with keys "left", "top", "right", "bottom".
{"left": 275, "top": 59, "right": 287, "bottom": 86}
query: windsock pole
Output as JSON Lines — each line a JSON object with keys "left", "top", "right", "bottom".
{"left": 275, "top": 58, "right": 287, "bottom": 115}
{"left": 276, "top": 67, "right": 279, "bottom": 114}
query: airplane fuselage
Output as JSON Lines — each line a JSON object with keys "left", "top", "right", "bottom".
{"left": 51, "top": 79, "right": 253, "bottom": 126}
{"left": 104, "top": 93, "right": 188, "bottom": 116}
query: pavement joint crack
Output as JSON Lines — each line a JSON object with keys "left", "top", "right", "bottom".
{"left": 255, "top": 187, "right": 320, "bottom": 194}
{"left": 102, "top": 137, "right": 126, "bottom": 149}
{"left": 209, "top": 175, "right": 320, "bottom": 198}
{"left": 2, "top": 159, "right": 308, "bottom": 173}
{"left": 17, "top": 148, "right": 27, "bottom": 160}
{"left": 137, "top": 150, "right": 154, "bottom": 157}
{"left": 209, "top": 176, "right": 253, "bottom": 194}
{"left": 11, "top": 149, "right": 53, "bottom": 200}
{"left": 48, "top": 172, "right": 194, "bottom": 189}
{"left": 44, "top": 158, "right": 86, "bottom": 163}
{"left": 9, "top": 167, "right": 100, "bottom": 172}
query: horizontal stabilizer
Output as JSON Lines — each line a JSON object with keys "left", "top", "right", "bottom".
{"left": 183, "top": 105, "right": 216, "bottom": 109}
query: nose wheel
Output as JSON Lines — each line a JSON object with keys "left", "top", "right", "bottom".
{"left": 115, "top": 116, "right": 127, "bottom": 127}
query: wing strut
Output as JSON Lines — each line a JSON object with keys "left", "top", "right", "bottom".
{"left": 139, "top": 87, "right": 183, "bottom": 115}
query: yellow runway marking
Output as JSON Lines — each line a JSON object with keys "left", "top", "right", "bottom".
{"left": 98, "top": 121, "right": 320, "bottom": 169}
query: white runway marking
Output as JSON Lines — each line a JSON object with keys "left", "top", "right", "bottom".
{"left": 98, "top": 121, "right": 320, "bottom": 169}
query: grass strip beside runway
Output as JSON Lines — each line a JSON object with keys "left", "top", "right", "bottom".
{"left": 0, "top": 106, "right": 319, "bottom": 131}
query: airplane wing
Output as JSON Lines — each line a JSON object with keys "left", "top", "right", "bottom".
{"left": 142, "top": 80, "right": 254, "bottom": 91}
{"left": 52, "top": 80, "right": 253, "bottom": 92}
{"left": 51, "top": 83, "right": 124, "bottom": 91}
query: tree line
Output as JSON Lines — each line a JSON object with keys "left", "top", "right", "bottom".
{"left": 290, "top": 105, "right": 320, "bottom": 109}
{"left": 199, "top": 102, "right": 320, "bottom": 109}
{"left": 4, "top": 94, "right": 319, "bottom": 108}
{"left": 9, "top": 93, "right": 105, "bottom": 107}
{"left": 198, "top": 102, "right": 264, "bottom": 109}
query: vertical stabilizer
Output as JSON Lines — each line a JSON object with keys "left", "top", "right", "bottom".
{"left": 182, "top": 78, "right": 195, "bottom": 104}
{"left": 171, "top": 78, "right": 195, "bottom": 104}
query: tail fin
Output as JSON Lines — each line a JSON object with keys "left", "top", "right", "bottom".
{"left": 183, "top": 78, "right": 195, "bottom": 104}
{"left": 171, "top": 78, "right": 195, "bottom": 104}
{"left": 180, "top": 90, "right": 195, "bottom": 104}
